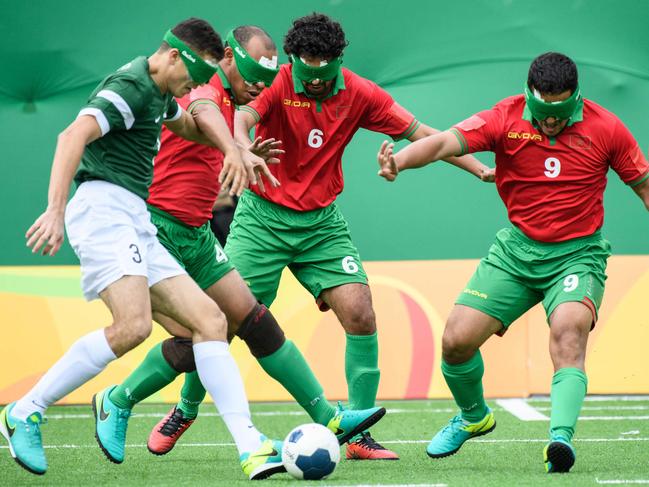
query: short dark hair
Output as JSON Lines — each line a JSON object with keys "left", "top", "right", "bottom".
{"left": 169, "top": 17, "right": 224, "bottom": 62}
{"left": 527, "top": 52, "right": 578, "bottom": 95}
{"left": 230, "top": 25, "right": 276, "bottom": 51}
{"left": 283, "top": 13, "right": 348, "bottom": 59}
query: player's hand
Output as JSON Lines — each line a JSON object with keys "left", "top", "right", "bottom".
{"left": 479, "top": 166, "right": 496, "bottom": 183}
{"left": 26, "top": 208, "right": 65, "bottom": 256}
{"left": 377, "top": 140, "right": 399, "bottom": 182}
{"left": 219, "top": 150, "right": 249, "bottom": 196}
{"left": 242, "top": 150, "right": 280, "bottom": 193}
{"left": 248, "top": 136, "right": 284, "bottom": 163}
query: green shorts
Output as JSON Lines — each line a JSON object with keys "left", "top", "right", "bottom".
{"left": 224, "top": 190, "right": 367, "bottom": 307}
{"left": 149, "top": 205, "right": 234, "bottom": 290}
{"left": 456, "top": 226, "right": 611, "bottom": 329}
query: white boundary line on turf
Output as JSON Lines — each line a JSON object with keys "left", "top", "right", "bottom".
{"left": 2, "top": 437, "right": 648, "bottom": 450}
{"left": 529, "top": 395, "right": 649, "bottom": 402}
{"left": 596, "top": 480, "right": 649, "bottom": 484}
{"left": 496, "top": 398, "right": 549, "bottom": 421}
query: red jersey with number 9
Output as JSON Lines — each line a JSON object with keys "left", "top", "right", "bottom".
{"left": 452, "top": 95, "right": 649, "bottom": 242}
{"left": 240, "top": 64, "right": 419, "bottom": 211}
{"left": 148, "top": 73, "right": 235, "bottom": 227}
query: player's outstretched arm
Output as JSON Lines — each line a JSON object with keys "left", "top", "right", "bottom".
{"left": 26, "top": 116, "right": 102, "bottom": 256}
{"left": 408, "top": 124, "right": 494, "bottom": 182}
{"left": 378, "top": 130, "right": 461, "bottom": 182}
{"left": 191, "top": 103, "right": 248, "bottom": 196}
{"left": 632, "top": 177, "right": 649, "bottom": 211}
{"left": 234, "top": 110, "right": 281, "bottom": 192}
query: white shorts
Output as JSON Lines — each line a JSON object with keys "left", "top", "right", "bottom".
{"left": 65, "top": 180, "right": 186, "bottom": 300}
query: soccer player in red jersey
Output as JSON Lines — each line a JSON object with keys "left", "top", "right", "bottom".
{"left": 99, "top": 26, "right": 387, "bottom": 472}
{"left": 232, "top": 13, "right": 493, "bottom": 460}
{"left": 378, "top": 52, "right": 649, "bottom": 472}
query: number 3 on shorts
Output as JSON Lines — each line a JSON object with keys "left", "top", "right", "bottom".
{"left": 563, "top": 274, "right": 579, "bottom": 292}
{"left": 342, "top": 255, "right": 359, "bottom": 274}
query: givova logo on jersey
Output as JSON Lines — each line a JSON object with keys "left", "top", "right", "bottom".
{"left": 284, "top": 99, "right": 311, "bottom": 108}
{"left": 507, "top": 131, "right": 543, "bottom": 142}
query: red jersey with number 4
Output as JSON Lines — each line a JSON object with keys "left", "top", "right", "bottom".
{"left": 241, "top": 64, "right": 419, "bottom": 211}
{"left": 147, "top": 74, "right": 235, "bottom": 227}
{"left": 452, "top": 95, "right": 649, "bottom": 242}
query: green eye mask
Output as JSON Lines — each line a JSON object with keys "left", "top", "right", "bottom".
{"left": 524, "top": 83, "right": 582, "bottom": 121}
{"left": 227, "top": 30, "right": 279, "bottom": 87}
{"left": 163, "top": 30, "right": 217, "bottom": 84}
{"left": 290, "top": 54, "right": 341, "bottom": 83}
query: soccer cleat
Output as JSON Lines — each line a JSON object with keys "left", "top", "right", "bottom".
{"left": 0, "top": 402, "right": 47, "bottom": 475}
{"left": 326, "top": 402, "right": 386, "bottom": 445}
{"left": 544, "top": 436, "right": 576, "bottom": 473}
{"left": 147, "top": 406, "right": 195, "bottom": 455}
{"left": 92, "top": 386, "right": 131, "bottom": 464}
{"left": 426, "top": 408, "right": 496, "bottom": 458}
{"left": 240, "top": 438, "right": 286, "bottom": 480}
{"left": 346, "top": 431, "right": 399, "bottom": 460}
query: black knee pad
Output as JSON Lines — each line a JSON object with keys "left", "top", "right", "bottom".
{"left": 161, "top": 337, "right": 196, "bottom": 373}
{"left": 235, "top": 303, "right": 286, "bottom": 358}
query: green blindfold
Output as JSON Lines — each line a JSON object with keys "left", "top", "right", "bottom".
{"left": 524, "top": 84, "right": 582, "bottom": 121}
{"left": 291, "top": 55, "right": 342, "bottom": 83}
{"left": 227, "top": 30, "right": 279, "bottom": 87}
{"left": 163, "top": 30, "right": 217, "bottom": 84}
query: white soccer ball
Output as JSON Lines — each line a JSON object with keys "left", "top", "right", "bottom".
{"left": 282, "top": 423, "right": 340, "bottom": 480}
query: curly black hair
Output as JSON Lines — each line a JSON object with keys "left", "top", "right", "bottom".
{"left": 283, "top": 13, "right": 348, "bottom": 59}
{"left": 527, "top": 52, "right": 578, "bottom": 95}
{"left": 170, "top": 17, "right": 224, "bottom": 62}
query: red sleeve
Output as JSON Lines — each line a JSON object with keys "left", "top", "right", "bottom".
{"left": 359, "top": 82, "right": 419, "bottom": 140}
{"left": 186, "top": 83, "right": 221, "bottom": 111}
{"left": 609, "top": 118, "right": 649, "bottom": 186}
{"left": 450, "top": 106, "right": 503, "bottom": 155}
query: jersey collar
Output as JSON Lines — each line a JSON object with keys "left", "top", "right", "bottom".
{"left": 522, "top": 97, "right": 584, "bottom": 127}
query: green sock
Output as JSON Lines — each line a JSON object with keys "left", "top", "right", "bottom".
{"left": 176, "top": 371, "right": 206, "bottom": 419}
{"left": 345, "top": 332, "right": 380, "bottom": 410}
{"left": 258, "top": 340, "right": 336, "bottom": 425}
{"left": 442, "top": 351, "right": 488, "bottom": 423}
{"left": 109, "top": 342, "right": 179, "bottom": 410}
{"left": 550, "top": 367, "right": 587, "bottom": 442}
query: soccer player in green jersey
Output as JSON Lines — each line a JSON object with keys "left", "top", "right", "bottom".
{"left": 377, "top": 52, "right": 649, "bottom": 472}
{"left": 0, "top": 18, "right": 283, "bottom": 479}
{"left": 90, "top": 25, "right": 385, "bottom": 461}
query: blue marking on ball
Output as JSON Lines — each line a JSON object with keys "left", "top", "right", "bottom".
{"left": 295, "top": 448, "right": 336, "bottom": 480}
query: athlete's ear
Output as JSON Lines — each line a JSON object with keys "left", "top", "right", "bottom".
{"left": 223, "top": 46, "right": 234, "bottom": 66}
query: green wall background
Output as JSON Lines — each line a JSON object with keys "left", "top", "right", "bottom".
{"left": 2, "top": 0, "right": 648, "bottom": 265}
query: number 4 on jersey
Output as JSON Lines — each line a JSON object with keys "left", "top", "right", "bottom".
{"left": 215, "top": 245, "right": 228, "bottom": 263}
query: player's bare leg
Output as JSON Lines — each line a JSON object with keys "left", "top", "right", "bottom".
{"left": 426, "top": 305, "right": 500, "bottom": 459}
{"left": 544, "top": 301, "right": 592, "bottom": 473}
{"left": 320, "top": 283, "right": 398, "bottom": 460}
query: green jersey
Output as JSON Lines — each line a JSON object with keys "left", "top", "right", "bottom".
{"left": 74, "top": 56, "right": 182, "bottom": 199}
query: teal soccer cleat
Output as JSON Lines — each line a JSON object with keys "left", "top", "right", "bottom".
{"left": 426, "top": 408, "right": 496, "bottom": 458}
{"left": 240, "top": 438, "right": 286, "bottom": 480}
{"left": 544, "top": 436, "right": 576, "bottom": 473}
{"left": 0, "top": 402, "right": 47, "bottom": 475}
{"left": 326, "top": 402, "right": 386, "bottom": 445}
{"left": 92, "top": 386, "right": 131, "bottom": 463}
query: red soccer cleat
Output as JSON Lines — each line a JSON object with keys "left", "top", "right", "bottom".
{"left": 147, "top": 407, "right": 195, "bottom": 455}
{"left": 346, "top": 432, "right": 399, "bottom": 460}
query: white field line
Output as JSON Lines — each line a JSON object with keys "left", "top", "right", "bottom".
{"left": 44, "top": 408, "right": 456, "bottom": 420}
{"left": 536, "top": 406, "right": 649, "bottom": 411}
{"left": 529, "top": 395, "right": 649, "bottom": 402}
{"left": 496, "top": 398, "right": 549, "bottom": 421}
{"left": 596, "top": 482, "right": 649, "bottom": 485}
{"left": 2, "top": 437, "right": 648, "bottom": 450}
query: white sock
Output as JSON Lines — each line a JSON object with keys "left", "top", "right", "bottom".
{"left": 193, "top": 341, "right": 262, "bottom": 456}
{"left": 12, "top": 329, "right": 116, "bottom": 420}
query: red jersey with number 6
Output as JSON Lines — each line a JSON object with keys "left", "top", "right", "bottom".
{"left": 451, "top": 95, "right": 649, "bottom": 242}
{"left": 148, "top": 72, "right": 235, "bottom": 227}
{"left": 240, "top": 64, "right": 419, "bottom": 211}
